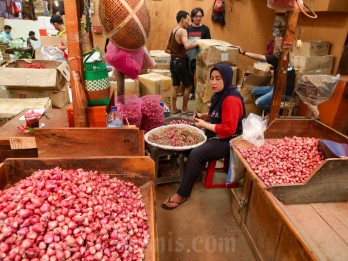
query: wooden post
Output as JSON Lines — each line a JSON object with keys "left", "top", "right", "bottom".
{"left": 64, "top": 0, "right": 87, "bottom": 127}
{"left": 116, "top": 71, "right": 125, "bottom": 104}
{"left": 268, "top": 8, "right": 300, "bottom": 124}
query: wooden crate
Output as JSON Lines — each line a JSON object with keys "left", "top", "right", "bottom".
{"left": 230, "top": 119, "right": 348, "bottom": 260}
{"left": 0, "top": 156, "right": 157, "bottom": 261}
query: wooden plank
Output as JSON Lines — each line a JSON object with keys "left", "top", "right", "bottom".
{"left": 138, "top": 130, "right": 145, "bottom": 156}
{"left": 244, "top": 181, "right": 283, "bottom": 261}
{"left": 323, "top": 202, "right": 348, "bottom": 230}
{"left": 63, "top": 0, "right": 86, "bottom": 127}
{"left": 287, "top": 204, "right": 348, "bottom": 260}
{"left": 311, "top": 203, "right": 348, "bottom": 245}
{"left": 0, "top": 163, "right": 8, "bottom": 190}
{"left": 9, "top": 137, "right": 36, "bottom": 150}
{"left": 230, "top": 187, "right": 243, "bottom": 226}
{"left": 265, "top": 119, "right": 348, "bottom": 143}
{"left": 0, "top": 109, "right": 69, "bottom": 146}
{"left": 141, "top": 182, "right": 157, "bottom": 261}
{"left": 0, "top": 149, "right": 38, "bottom": 163}
{"left": 270, "top": 194, "right": 323, "bottom": 260}
{"left": 35, "top": 128, "right": 144, "bottom": 157}
{"left": 267, "top": 159, "right": 348, "bottom": 204}
{"left": 3, "top": 157, "right": 154, "bottom": 188}
{"left": 274, "top": 223, "right": 314, "bottom": 261}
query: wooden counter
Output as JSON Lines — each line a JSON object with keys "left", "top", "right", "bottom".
{"left": 0, "top": 109, "right": 68, "bottom": 162}
{"left": 230, "top": 119, "right": 348, "bottom": 260}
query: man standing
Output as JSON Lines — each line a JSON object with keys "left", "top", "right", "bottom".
{"left": 187, "top": 7, "right": 211, "bottom": 100}
{"left": 1, "top": 25, "right": 13, "bottom": 41}
{"left": 165, "top": 10, "right": 199, "bottom": 114}
{"left": 50, "top": 15, "right": 92, "bottom": 58}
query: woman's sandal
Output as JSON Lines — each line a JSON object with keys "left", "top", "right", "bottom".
{"left": 161, "top": 196, "right": 187, "bottom": 210}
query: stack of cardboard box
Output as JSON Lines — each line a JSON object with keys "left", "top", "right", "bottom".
{"left": 1, "top": 59, "right": 70, "bottom": 109}
{"left": 195, "top": 39, "right": 239, "bottom": 112}
{"left": 291, "top": 41, "right": 333, "bottom": 83}
{"left": 138, "top": 72, "right": 172, "bottom": 112}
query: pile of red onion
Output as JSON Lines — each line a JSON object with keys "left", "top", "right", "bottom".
{"left": 239, "top": 137, "right": 324, "bottom": 187}
{"left": 168, "top": 119, "right": 193, "bottom": 126}
{"left": 148, "top": 126, "right": 205, "bottom": 147}
{"left": 0, "top": 168, "right": 149, "bottom": 260}
{"left": 141, "top": 95, "right": 164, "bottom": 133}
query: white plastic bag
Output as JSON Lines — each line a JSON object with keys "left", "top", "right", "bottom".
{"left": 242, "top": 113, "right": 267, "bottom": 147}
{"left": 40, "top": 47, "right": 65, "bottom": 61}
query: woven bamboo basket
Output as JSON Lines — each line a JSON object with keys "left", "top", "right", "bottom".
{"left": 99, "top": 0, "right": 150, "bottom": 51}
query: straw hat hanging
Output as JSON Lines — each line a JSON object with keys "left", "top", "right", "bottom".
{"left": 99, "top": 0, "right": 151, "bottom": 51}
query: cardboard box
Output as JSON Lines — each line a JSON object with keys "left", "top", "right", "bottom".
{"left": 148, "top": 69, "right": 171, "bottom": 77}
{"left": 295, "top": 68, "right": 332, "bottom": 84}
{"left": 243, "top": 67, "right": 272, "bottom": 86}
{"left": 6, "top": 85, "right": 69, "bottom": 109}
{"left": 292, "top": 55, "right": 334, "bottom": 71}
{"left": 253, "top": 62, "right": 273, "bottom": 72}
{"left": 138, "top": 73, "right": 171, "bottom": 97}
{"left": 195, "top": 94, "right": 210, "bottom": 113}
{"left": 244, "top": 103, "right": 263, "bottom": 117}
{"left": 196, "top": 39, "right": 239, "bottom": 66}
{"left": 0, "top": 97, "right": 52, "bottom": 120}
{"left": 40, "top": 36, "right": 62, "bottom": 47}
{"left": 149, "top": 50, "right": 171, "bottom": 70}
{"left": 196, "top": 64, "right": 237, "bottom": 86}
{"left": 0, "top": 59, "right": 70, "bottom": 90}
{"left": 292, "top": 41, "right": 330, "bottom": 57}
{"left": 109, "top": 79, "right": 140, "bottom": 98}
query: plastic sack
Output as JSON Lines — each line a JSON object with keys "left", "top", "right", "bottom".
{"left": 40, "top": 47, "right": 65, "bottom": 61}
{"left": 226, "top": 138, "right": 246, "bottom": 183}
{"left": 141, "top": 95, "right": 165, "bottom": 133}
{"left": 242, "top": 113, "right": 267, "bottom": 147}
{"left": 105, "top": 42, "right": 144, "bottom": 80}
{"left": 116, "top": 95, "right": 142, "bottom": 128}
{"left": 267, "top": 0, "right": 303, "bottom": 10}
{"left": 295, "top": 74, "right": 340, "bottom": 117}
{"left": 318, "top": 139, "right": 348, "bottom": 159}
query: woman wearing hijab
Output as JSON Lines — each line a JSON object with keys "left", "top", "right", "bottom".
{"left": 162, "top": 64, "right": 246, "bottom": 210}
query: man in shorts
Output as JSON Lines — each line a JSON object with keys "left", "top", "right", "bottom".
{"left": 165, "top": 10, "right": 199, "bottom": 114}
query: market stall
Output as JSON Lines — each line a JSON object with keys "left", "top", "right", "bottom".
{"left": 231, "top": 119, "right": 348, "bottom": 260}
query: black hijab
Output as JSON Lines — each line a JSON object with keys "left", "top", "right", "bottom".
{"left": 206, "top": 64, "right": 245, "bottom": 139}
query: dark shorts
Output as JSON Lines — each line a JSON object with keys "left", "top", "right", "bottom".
{"left": 170, "top": 58, "right": 193, "bottom": 88}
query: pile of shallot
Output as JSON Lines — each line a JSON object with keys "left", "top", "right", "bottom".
{"left": 168, "top": 119, "right": 193, "bottom": 126}
{"left": 140, "top": 96, "right": 164, "bottom": 133}
{"left": 0, "top": 168, "right": 149, "bottom": 260}
{"left": 148, "top": 126, "right": 205, "bottom": 147}
{"left": 239, "top": 137, "right": 324, "bottom": 187}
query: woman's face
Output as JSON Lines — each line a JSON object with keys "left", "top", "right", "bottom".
{"left": 210, "top": 70, "right": 224, "bottom": 93}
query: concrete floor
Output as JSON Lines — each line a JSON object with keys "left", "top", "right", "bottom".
{"left": 154, "top": 96, "right": 255, "bottom": 260}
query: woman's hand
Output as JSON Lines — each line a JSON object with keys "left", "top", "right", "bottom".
{"left": 193, "top": 113, "right": 201, "bottom": 121}
{"left": 193, "top": 112, "right": 210, "bottom": 122}
{"left": 194, "top": 117, "right": 207, "bottom": 129}
{"left": 239, "top": 47, "right": 244, "bottom": 55}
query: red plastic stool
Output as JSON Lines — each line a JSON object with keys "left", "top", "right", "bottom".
{"left": 204, "top": 156, "right": 237, "bottom": 189}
